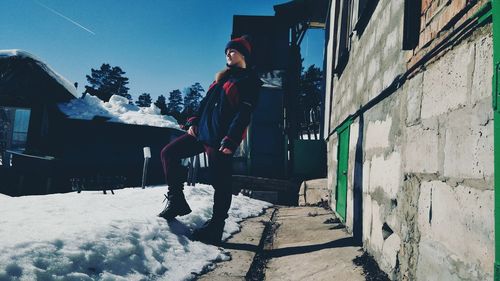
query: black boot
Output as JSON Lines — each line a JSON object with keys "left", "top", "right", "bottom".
{"left": 158, "top": 192, "right": 192, "bottom": 220}
{"left": 192, "top": 219, "right": 225, "bottom": 245}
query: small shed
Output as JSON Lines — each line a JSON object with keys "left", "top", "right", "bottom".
{"left": 0, "top": 50, "right": 183, "bottom": 196}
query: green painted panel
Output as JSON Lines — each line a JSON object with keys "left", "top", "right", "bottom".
{"left": 292, "top": 140, "right": 327, "bottom": 179}
{"left": 336, "top": 123, "right": 350, "bottom": 222}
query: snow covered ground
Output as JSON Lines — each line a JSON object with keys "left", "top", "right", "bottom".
{"left": 58, "top": 94, "right": 180, "bottom": 129}
{"left": 0, "top": 184, "right": 271, "bottom": 281}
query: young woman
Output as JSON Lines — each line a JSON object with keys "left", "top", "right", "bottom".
{"left": 159, "top": 35, "right": 262, "bottom": 244}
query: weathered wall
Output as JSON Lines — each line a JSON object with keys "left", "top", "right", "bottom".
{"left": 409, "top": 0, "right": 490, "bottom": 67}
{"left": 410, "top": 28, "right": 494, "bottom": 281}
{"left": 325, "top": 0, "right": 494, "bottom": 279}
{"left": 362, "top": 91, "right": 405, "bottom": 279}
{"left": 329, "top": 0, "right": 406, "bottom": 128}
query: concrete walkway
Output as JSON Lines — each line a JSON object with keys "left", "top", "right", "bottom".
{"left": 198, "top": 206, "right": 376, "bottom": 281}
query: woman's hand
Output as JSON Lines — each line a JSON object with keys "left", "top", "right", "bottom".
{"left": 219, "top": 147, "right": 233, "bottom": 155}
{"left": 188, "top": 126, "right": 198, "bottom": 137}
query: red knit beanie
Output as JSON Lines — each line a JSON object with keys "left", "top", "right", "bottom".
{"left": 225, "top": 35, "right": 252, "bottom": 61}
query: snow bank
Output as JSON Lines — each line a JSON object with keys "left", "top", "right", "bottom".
{"left": 0, "top": 49, "right": 78, "bottom": 98}
{"left": 58, "top": 94, "right": 180, "bottom": 129}
{"left": 0, "top": 184, "right": 271, "bottom": 280}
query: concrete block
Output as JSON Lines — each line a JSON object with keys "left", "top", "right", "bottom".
{"left": 391, "top": 0, "right": 404, "bottom": 18}
{"left": 365, "top": 32, "right": 376, "bottom": 59}
{"left": 349, "top": 121, "right": 359, "bottom": 153}
{"left": 356, "top": 70, "right": 365, "bottom": 94}
{"left": 405, "top": 73, "right": 424, "bottom": 126}
{"left": 369, "top": 152, "right": 402, "bottom": 199}
{"left": 381, "top": 233, "right": 401, "bottom": 272}
{"left": 416, "top": 240, "right": 469, "bottom": 281}
{"left": 418, "top": 181, "right": 494, "bottom": 279}
{"left": 365, "top": 117, "right": 392, "bottom": 150}
{"left": 370, "top": 200, "right": 384, "bottom": 252}
{"left": 328, "top": 139, "right": 338, "bottom": 210}
{"left": 368, "top": 57, "right": 379, "bottom": 82}
{"left": 346, "top": 185, "right": 354, "bottom": 230}
{"left": 377, "top": 4, "right": 391, "bottom": 40}
{"left": 383, "top": 29, "right": 399, "bottom": 59}
{"left": 369, "top": 77, "right": 383, "bottom": 101}
{"left": 382, "top": 63, "right": 399, "bottom": 89}
{"left": 471, "top": 34, "right": 493, "bottom": 106}
{"left": 362, "top": 193, "right": 373, "bottom": 243}
{"left": 404, "top": 122, "right": 439, "bottom": 173}
{"left": 363, "top": 160, "right": 371, "bottom": 194}
{"left": 421, "top": 42, "right": 474, "bottom": 119}
{"left": 328, "top": 138, "right": 338, "bottom": 187}
{"left": 298, "top": 178, "right": 329, "bottom": 206}
{"left": 443, "top": 104, "right": 493, "bottom": 179}
{"left": 417, "top": 239, "right": 493, "bottom": 281}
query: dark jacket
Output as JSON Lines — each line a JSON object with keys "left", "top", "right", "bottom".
{"left": 185, "top": 67, "right": 262, "bottom": 151}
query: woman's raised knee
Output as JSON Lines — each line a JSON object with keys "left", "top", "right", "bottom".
{"left": 160, "top": 145, "right": 176, "bottom": 161}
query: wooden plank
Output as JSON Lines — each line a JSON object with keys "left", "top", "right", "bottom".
{"left": 232, "top": 175, "right": 299, "bottom": 192}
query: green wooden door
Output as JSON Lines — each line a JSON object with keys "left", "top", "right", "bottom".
{"left": 336, "top": 121, "right": 351, "bottom": 222}
{"left": 491, "top": 0, "right": 500, "bottom": 279}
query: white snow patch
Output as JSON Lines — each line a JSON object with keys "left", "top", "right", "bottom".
{"left": 0, "top": 184, "right": 271, "bottom": 280}
{"left": 58, "top": 94, "right": 180, "bottom": 129}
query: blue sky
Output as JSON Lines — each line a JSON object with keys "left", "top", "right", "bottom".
{"left": 2, "top": 0, "right": 324, "bottom": 101}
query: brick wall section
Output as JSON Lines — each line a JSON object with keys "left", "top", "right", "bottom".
{"left": 406, "top": 0, "right": 489, "bottom": 68}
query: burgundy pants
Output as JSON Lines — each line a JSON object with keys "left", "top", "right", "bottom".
{"left": 160, "top": 133, "right": 233, "bottom": 220}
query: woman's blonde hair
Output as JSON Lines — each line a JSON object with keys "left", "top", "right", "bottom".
{"left": 215, "top": 67, "right": 232, "bottom": 83}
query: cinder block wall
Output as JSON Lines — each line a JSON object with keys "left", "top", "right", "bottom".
{"left": 325, "top": 0, "right": 494, "bottom": 280}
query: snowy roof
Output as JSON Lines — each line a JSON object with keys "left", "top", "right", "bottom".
{"left": 58, "top": 94, "right": 181, "bottom": 129}
{"left": 0, "top": 49, "right": 78, "bottom": 98}
{"left": 0, "top": 50, "right": 180, "bottom": 129}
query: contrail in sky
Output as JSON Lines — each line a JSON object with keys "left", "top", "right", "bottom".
{"left": 34, "top": 0, "right": 96, "bottom": 35}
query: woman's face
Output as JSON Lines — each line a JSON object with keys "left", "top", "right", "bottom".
{"left": 226, "top": 48, "right": 246, "bottom": 68}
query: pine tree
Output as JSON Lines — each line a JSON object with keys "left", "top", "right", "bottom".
{"left": 84, "top": 63, "right": 130, "bottom": 102}
{"left": 166, "top": 89, "right": 183, "bottom": 115}
{"left": 299, "top": 64, "right": 322, "bottom": 108}
{"left": 136, "top": 93, "right": 152, "bottom": 107}
{"left": 154, "top": 95, "right": 168, "bottom": 115}
{"left": 299, "top": 64, "right": 322, "bottom": 124}
{"left": 182, "top": 83, "right": 205, "bottom": 116}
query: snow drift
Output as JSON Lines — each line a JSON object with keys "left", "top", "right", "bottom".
{"left": 0, "top": 184, "right": 271, "bottom": 280}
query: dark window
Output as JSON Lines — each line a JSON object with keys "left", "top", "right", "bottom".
{"left": 358, "top": 0, "right": 368, "bottom": 16}
{"left": 0, "top": 107, "right": 31, "bottom": 166}
{"left": 334, "top": 0, "right": 353, "bottom": 75}
{"left": 403, "top": 0, "right": 421, "bottom": 50}
{"left": 354, "top": 0, "right": 379, "bottom": 36}
{"left": 330, "top": 0, "right": 341, "bottom": 73}
{"left": 12, "top": 109, "right": 30, "bottom": 149}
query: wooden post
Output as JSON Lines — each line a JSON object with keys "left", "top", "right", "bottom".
{"left": 142, "top": 147, "right": 151, "bottom": 189}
